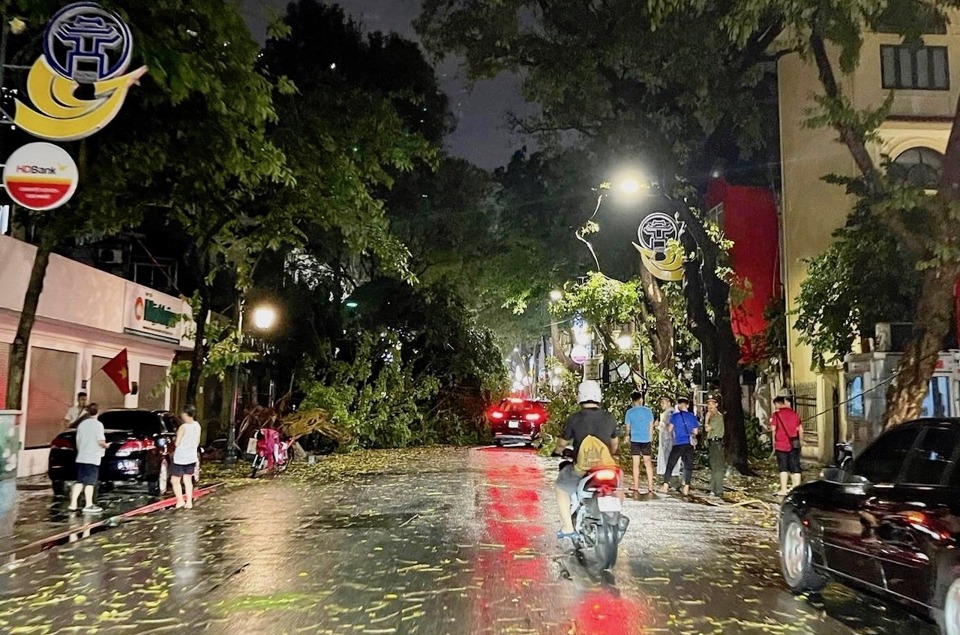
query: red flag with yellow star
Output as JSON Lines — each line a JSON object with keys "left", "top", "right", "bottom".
{"left": 101, "top": 349, "right": 131, "bottom": 395}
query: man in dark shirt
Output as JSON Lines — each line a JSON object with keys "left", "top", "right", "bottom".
{"left": 554, "top": 380, "right": 618, "bottom": 539}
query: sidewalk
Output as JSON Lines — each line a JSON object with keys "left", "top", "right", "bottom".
{"left": 2, "top": 476, "right": 163, "bottom": 555}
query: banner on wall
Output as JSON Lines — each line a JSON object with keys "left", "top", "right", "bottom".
{"left": 122, "top": 283, "right": 187, "bottom": 345}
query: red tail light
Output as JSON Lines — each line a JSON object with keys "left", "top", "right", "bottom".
{"left": 115, "top": 438, "right": 156, "bottom": 457}
{"left": 490, "top": 410, "right": 505, "bottom": 420}
{"left": 524, "top": 412, "right": 542, "bottom": 422}
{"left": 593, "top": 469, "right": 619, "bottom": 482}
{"left": 50, "top": 437, "right": 74, "bottom": 450}
{"left": 904, "top": 511, "right": 952, "bottom": 541}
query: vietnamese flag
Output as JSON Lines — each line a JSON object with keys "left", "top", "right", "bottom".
{"left": 101, "top": 349, "right": 131, "bottom": 395}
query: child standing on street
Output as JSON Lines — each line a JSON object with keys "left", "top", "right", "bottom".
{"left": 70, "top": 403, "right": 107, "bottom": 514}
{"left": 171, "top": 405, "right": 201, "bottom": 509}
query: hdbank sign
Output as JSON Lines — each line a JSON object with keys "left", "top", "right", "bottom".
{"left": 13, "top": 2, "right": 147, "bottom": 141}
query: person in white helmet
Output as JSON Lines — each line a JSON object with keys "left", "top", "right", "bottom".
{"left": 554, "top": 380, "right": 619, "bottom": 540}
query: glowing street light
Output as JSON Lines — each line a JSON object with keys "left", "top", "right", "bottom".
{"left": 549, "top": 289, "right": 563, "bottom": 302}
{"left": 253, "top": 305, "right": 277, "bottom": 330}
{"left": 619, "top": 178, "right": 640, "bottom": 195}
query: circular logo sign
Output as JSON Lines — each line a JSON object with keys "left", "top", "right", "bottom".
{"left": 43, "top": 2, "right": 133, "bottom": 83}
{"left": 570, "top": 344, "right": 589, "bottom": 365}
{"left": 637, "top": 211, "right": 679, "bottom": 253}
{"left": 3, "top": 143, "right": 79, "bottom": 210}
{"left": 134, "top": 297, "right": 145, "bottom": 321}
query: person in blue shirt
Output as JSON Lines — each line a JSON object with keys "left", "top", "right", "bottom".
{"left": 624, "top": 390, "right": 655, "bottom": 495}
{"left": 659, "top": 396, "right": 700, "bottom": 496}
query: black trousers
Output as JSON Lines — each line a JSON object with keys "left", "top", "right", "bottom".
{"left": 662, "top": 443, "right": 694, "bottom": 486}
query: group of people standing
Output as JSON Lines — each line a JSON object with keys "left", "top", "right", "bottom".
{"left": 622, "top": 391, "right": 805, "bottom": 499}
{"left": 62, "top": 393, "right": 204, "bottom": 513}
{"left": 624, "top": 392, "right": 726, "bottom": 498}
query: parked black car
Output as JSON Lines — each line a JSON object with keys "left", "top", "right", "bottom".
{"left": 778, "top": 418, "right": 960, "bottom": 635}
{"left": 48, "top": 409, "right": 194, "bottom": 496}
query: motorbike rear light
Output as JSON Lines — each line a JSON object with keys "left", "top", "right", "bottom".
{"left": 593, "top": 469, "right": 619, "bottom": 482}
{"left": 50, "top": 437, "right": 74, "bottom": 450}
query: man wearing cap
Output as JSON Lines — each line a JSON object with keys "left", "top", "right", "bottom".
{"left": 704, "top": 395, "right": 725, "bottom": 498}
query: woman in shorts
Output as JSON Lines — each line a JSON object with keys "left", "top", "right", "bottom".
{"left": 171, "top": 404, "right": 201, "bottom": 509}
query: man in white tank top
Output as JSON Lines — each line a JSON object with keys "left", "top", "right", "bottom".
{"left": 172, "top": 405, "right": 201, "bottom": 509}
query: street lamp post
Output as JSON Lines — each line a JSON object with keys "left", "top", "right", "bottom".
{"left": 225, "top": 299, "right": 277, "bottom": 466}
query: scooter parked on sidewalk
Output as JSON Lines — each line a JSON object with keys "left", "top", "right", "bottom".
{"left": 560, "top": 449, "right": 630, "bottom": 570}
{"left": 250, "top": 426, "right": 291, "bottom": 478}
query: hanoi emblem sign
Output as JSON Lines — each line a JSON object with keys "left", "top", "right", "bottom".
{"left": 634, "top": 211, "right": 684, "bottom": 282}
{"left": 13, "top": 2, "right": 147, "bottom": 141}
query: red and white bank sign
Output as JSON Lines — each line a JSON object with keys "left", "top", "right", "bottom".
{"left": 3, "top": 142, "right": 78, "bottom": 210}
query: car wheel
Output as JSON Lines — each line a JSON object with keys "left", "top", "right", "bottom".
{"left": 779, "top": 510, "right": 828, "bottom": 593}
{"left": 148, "top": 460, "right": 168, "bottom": 496}
{"left": 940, "top": 577, "right": 960, "bottom": 635}
{"left": 494, "top": 439, "right": 503, "bottom": 447}
{"left": 51, "top": 480, "right": 66, "bottom": 497}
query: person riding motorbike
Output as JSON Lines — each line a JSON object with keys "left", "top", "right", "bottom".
{"left": 554, "top": 380, "right": 619, "bottom": 540}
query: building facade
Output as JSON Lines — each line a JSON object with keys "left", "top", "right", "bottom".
{"left": 778, "top": 16, "right": 960, "bottom": 460}
{"left": 0, "top": 235, "right": 193, "bottom": 476}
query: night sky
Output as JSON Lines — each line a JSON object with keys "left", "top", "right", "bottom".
{"left": 241, "top": 0, "right": 536, "bottom": 170}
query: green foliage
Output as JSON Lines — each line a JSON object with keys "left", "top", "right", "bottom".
{"left": 298, "top": 333, "right": 440, "bottom": 450}
{"left": 794, "top": 202, "right": 921, "bottom": 369}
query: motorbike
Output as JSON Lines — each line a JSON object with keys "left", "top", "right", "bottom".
{"left": 250, "top": 426, "right": 291, "bottom": 478}
{"left": 560, "top": 448, "right": 630, "bottom": 570}
{"left": 834, "top": 440, "right": 853, "bottom": 470}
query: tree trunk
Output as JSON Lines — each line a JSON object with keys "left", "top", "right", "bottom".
{"left": 716, "top": 309, "right": 749, "bottom": 473}
{"left": 5, "top": 238, "right": 54, "bottom": 410}
{"left": 882, "top": 262, "right": 960, "bottom": 426}
{"left": 675, "top": 204, "right": 751, "bottom": 474}
{"left": 185, "top": 282, "right": 212, "bottom": 404}
{"left": 637, "top": 262, "right": 674, "bottom": 368}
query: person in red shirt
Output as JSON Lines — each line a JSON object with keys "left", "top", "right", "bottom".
{"left": 770, "top": 396, "right": 803, "bottom": 496}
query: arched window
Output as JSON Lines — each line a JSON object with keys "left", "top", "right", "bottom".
{"left": 888, "top": 147, "right": 943, "bottom": 189}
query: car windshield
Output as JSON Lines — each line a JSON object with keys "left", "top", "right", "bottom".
{"left": 99, "top": 410, "right": 166, "bottom": 436}
{"left": 499, "top": 400, "right": 542, "bottom": 414}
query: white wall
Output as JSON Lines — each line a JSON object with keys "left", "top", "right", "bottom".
{"left": 0, "top": 235, "right": 195, "bottom": 476}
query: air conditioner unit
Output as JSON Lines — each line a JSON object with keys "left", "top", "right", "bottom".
{"left": 98, "top": 248, "right": 123, "bottom": 264}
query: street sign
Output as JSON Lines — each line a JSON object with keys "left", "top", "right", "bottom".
{"left": 13, "top": 2, "right": 147, "bottom": 141}
{"left": 2, "top": 143, "right": 78, "bottom": 210}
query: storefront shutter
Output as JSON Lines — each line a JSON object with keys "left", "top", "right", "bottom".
{"left": 90, "top": 355, "right": 126, "bottom": 411}
{"left": 25, "top": 348, "right": 77, "bottom": 448}
{"left": 138, "top": 363, "right": 167, "bottom": 411}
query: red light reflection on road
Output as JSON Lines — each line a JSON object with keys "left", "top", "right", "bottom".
{"left": 470, "top": 447, "right": 646, "bottom": 635}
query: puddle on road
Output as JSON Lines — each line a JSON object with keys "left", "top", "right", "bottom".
{"left": 2, "top": 515, "right": 122, "bottom": 568}
{"left": 297, "top": 511, "right": 420, "bottom": 530}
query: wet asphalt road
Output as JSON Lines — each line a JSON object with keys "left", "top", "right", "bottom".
{"left": 0, "top": 447, "right": 940, "bottom": 634}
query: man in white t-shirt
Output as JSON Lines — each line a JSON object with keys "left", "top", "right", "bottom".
{"left": 70, "top": 403, "right": 108, "bottom": 514}
{"left": 63, "top": 392, "right": 87, "bottom": 430}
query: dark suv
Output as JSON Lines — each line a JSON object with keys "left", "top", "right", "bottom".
{"left": 486, "top": 398, "right": 548, "bottom": 446}
{"left": 778, "top": 418, "right": 960, "bottom": 635}
{"left": 48, "top": 409, "right": 193, "bottom": 496}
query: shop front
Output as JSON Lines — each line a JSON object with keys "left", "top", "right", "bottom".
{"left": 0, "top": 235, "right": 193, "bottom": 477}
